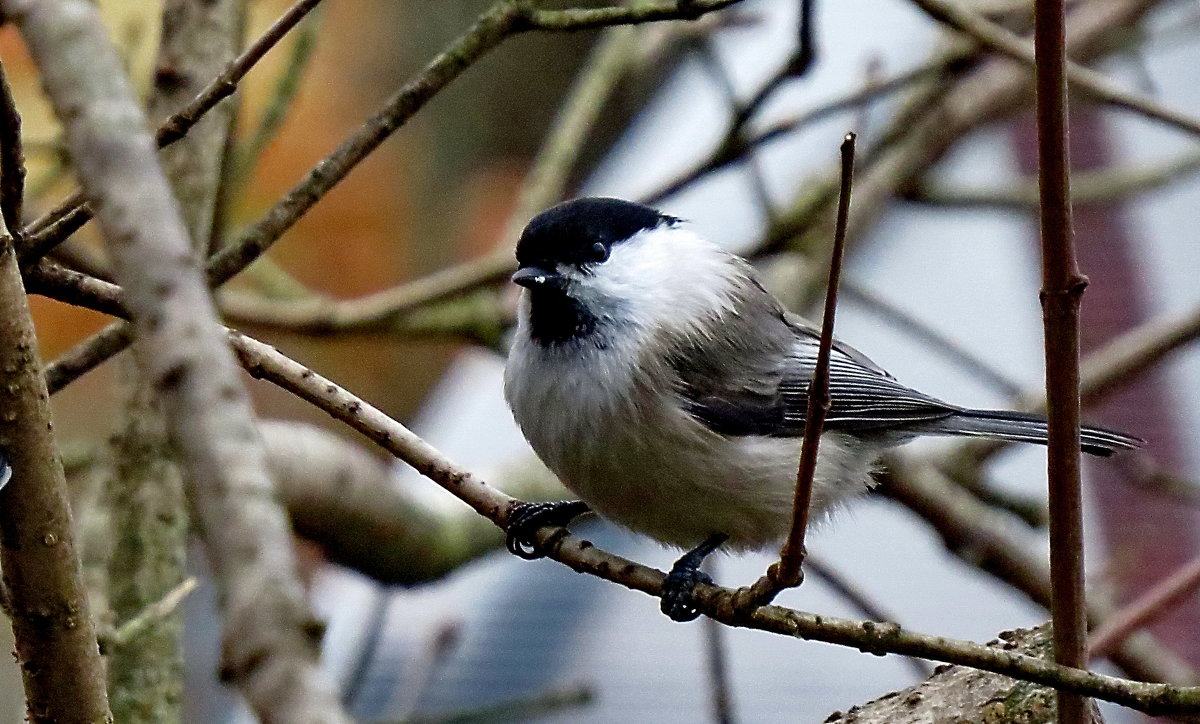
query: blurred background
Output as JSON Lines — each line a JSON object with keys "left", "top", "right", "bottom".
{"left": 4, "top": 0, "right": 1200, "bottom": 720}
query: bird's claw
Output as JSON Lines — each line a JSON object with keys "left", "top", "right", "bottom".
{"left": 660, "top": 564, "right": 714, "bottom": 622}
{"left": 504, "top": 500, "right": 590, "bottom": 560}
{"left": 659, "top": 533, "right": 728, "bottom": 622}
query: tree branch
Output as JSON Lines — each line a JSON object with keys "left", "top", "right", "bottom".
{"left": 1032, "top": 1, "right": 1090, "bottom": 720}
{"left": 0, "top": 243, "right": 109, "bottom": 717}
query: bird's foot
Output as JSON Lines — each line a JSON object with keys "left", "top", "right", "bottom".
{"left": 504, "top": 500, "right": 590, "bottom": 560}
{"left": 660, "top": 533, "right": 728, "bottom": 622}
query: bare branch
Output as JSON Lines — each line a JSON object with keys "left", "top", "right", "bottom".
{"left": 1089, "top": 555, "right": 1200, "bottom": 661}
{"left": 1033, "top": 4, "right": 1090, "bottom": 718}
{"left": 31, "top": 0, "right": 747, "bottom": 396}
{"left": 21, "top": 259, "right": 1200, "bottom": 715}
{"left": 0, "top": 235, "right": 110, "bottom": 720}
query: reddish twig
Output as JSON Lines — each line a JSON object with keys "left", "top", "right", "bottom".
{"left": 1089, "top": 554, "right": 1200, "bottom": 661}
{"left": 1032, "top": 1, "right": 1090, "bottom": 722}
{"left": 730, "top": 133, "right": 856, "bottom": 610}
{"left": 778, "top": 132, "right": 856, "bottom": 580}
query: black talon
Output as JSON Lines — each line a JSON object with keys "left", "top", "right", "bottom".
{"left": 505, "top": 500, "right": 591, "bottom": 560}
{"left": 660, "top": 533, "right": 728, "bottom": 622}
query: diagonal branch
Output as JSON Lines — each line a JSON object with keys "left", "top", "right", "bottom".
{"left": 226, "top": 330, "right": 1200, "bottom": 717}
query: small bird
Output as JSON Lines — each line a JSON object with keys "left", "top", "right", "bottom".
{"left": 502, "top": 197, "right": 1139, "bottom": 621}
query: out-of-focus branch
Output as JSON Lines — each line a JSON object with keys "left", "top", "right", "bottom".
{"left": 902, "top": 148, "right": 1200, "bottom": 209}
{"left": 949, "top": 304, "right": 1200, "bottom": 469}
{"left": 261, "top": 420, "right": 566, "bottom": 585}
{"left": 0, "top": 0, "right": 349, "bottom": 719}
{"left": 231, "top": 16, "right": 643, "bottom": 333}
{"left": 881, "top": 453, "right": 1199, "bottom": 688}
{"left": 0, "top": 232, "right": 110, "bottom": 718}
{"left": 103, "top": 2, "right": 246, "bottom": 720}
{"left": 762, "top": 0, "right": 1158, "bottom": 294}
{"left": 910, "top": 0, "right": 1200, "bottom": 139}
{"left": 1089, "top": 554, "right": 1200, "bottom": 661}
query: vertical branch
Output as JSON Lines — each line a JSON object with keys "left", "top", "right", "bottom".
{"left": 0, "top": 244, "right": 110, "bottom": 719}
{"left": 0, "top": 56, "right": 109, "bottom": 722}
{"left": 731, "top": 133, "right": 856, "bottom": 611}
{"left": 105, "top": 3, "right": 247, "bottom": 718}
{"left": 1033, "top": 1, "right": 1090, "bottom": 722}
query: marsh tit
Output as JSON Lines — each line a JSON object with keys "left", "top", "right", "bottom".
{"left": 502, "top": 197, "right": 1139, "bottom": 621}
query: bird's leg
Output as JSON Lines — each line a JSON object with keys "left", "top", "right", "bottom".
{"left": 504, "top": 500, "right": 591, "bottom": 560}
{"left": 660, "top": 533, "right": 729, "bottom": 622}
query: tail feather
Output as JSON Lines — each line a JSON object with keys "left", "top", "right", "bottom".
{"left": 918, "top": 409, "right": 1142, "bottom": 457}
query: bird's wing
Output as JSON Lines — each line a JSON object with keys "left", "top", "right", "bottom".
{"left": 779, "top": 343, "right": 962, "bottom": 433}
{"left": 676, "top": 318, "right": 962, "bottom": 437}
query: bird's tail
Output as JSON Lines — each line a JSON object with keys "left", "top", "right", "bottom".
{"left": 916, "top": 409, "right": 1141, "bottom": 457}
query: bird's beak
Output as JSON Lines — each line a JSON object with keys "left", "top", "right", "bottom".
{"left": 512, "top": 265, "right": 563, "bottom": 290}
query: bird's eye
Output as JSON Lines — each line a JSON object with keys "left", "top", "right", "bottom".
{"left": 590, "top": 242, "right": 610, "bottom": 263}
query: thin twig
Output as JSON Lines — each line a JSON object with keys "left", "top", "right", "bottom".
{"left": 780, "top": 133, "right": 856, "bottom": 586}
{"left": 105, "top": 577, "right": 198, "bottom": 648}
{"left": 1089, "top": 554, "right": 1200, "bottom": 661}
{"left": 643, "top": 54, "right": 967, "bottom": 205}
{"left": 1032, "top": 2, "right": 1089, "bottom": 720}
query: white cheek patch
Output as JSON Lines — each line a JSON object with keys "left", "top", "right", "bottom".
{"left": 0, "top": 454, "right": 11, "bottom": 491}
{"left": 586, "top": 226, "right": 743, "bottom": 335}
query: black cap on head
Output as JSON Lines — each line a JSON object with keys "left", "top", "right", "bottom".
{"left": 515, "top": 197, "right": 677, "bottom": 269}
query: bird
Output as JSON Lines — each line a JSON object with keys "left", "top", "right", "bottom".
{"left": 502, "top": 197, "right": 1139, "bottom": 621}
